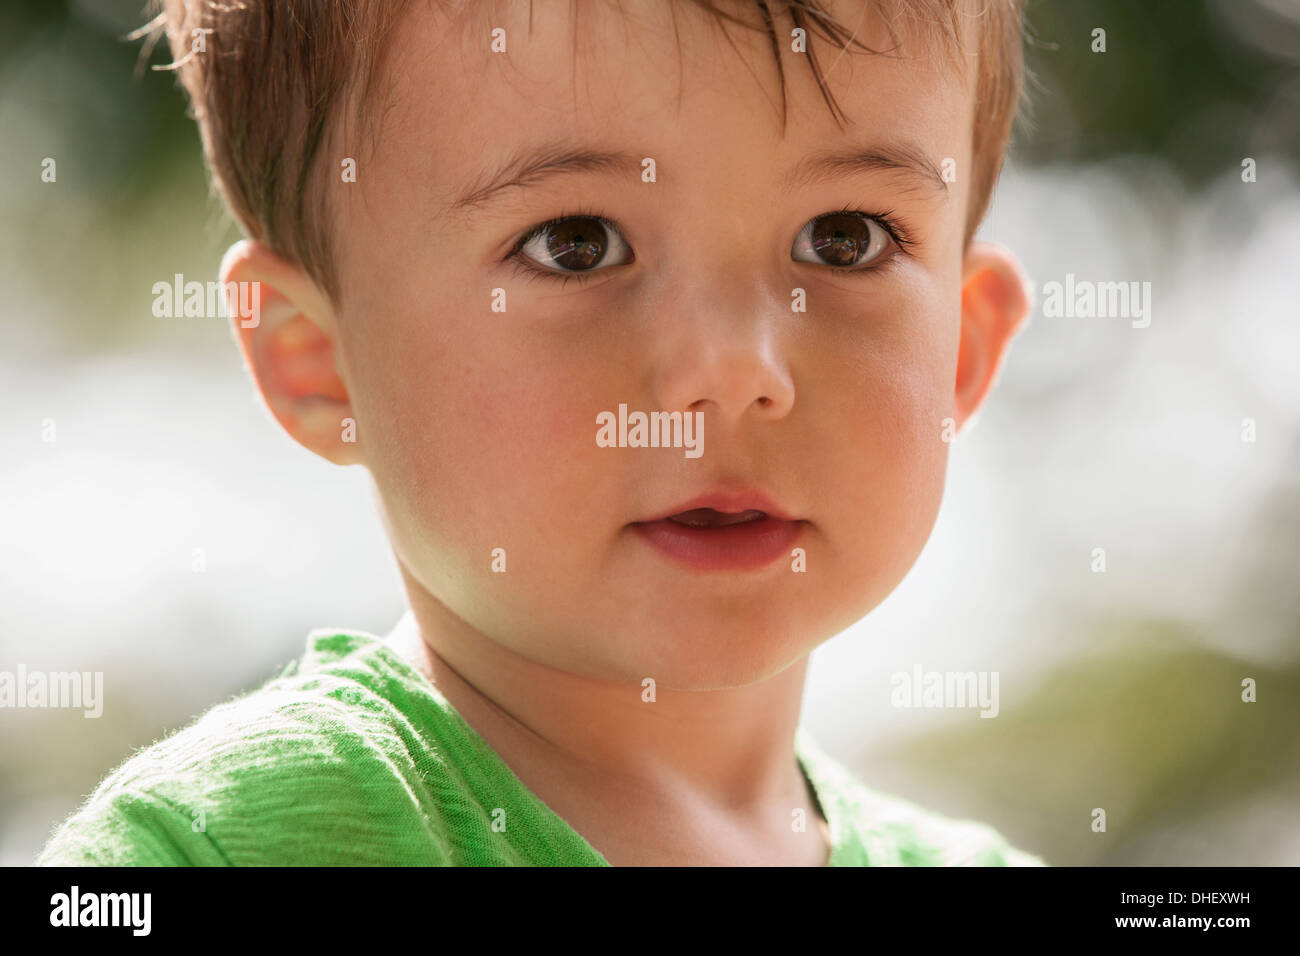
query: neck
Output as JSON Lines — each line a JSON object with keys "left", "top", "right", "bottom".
{"left": 389, "top": 568, "right": 822, "bottom": 850}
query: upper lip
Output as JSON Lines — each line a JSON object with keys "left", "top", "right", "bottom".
{"left": 637, "top": 489, "right": 799, "bottom": 523}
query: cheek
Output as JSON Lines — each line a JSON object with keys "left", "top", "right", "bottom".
{"left": 818, "top": 284, "right": 958, "bottom": 575}
{"left": 339, "top": 299, "right": 613, "bottom": 567}
{"left": 840, "top": 353, "right": 948, "bottom": 516}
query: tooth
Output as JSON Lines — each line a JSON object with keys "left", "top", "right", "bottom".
{"left": 668, "top": 508, "right": 765, "bottom": 527}
{"left": 716, "top": 510, "right": 764, "bottom": 525}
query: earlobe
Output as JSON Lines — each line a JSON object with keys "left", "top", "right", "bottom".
{"left": 218, "top": 240, "right": 363, "bottom": 466}
{"left": 953, "top": 241, "right": 1030, "bottom": 435}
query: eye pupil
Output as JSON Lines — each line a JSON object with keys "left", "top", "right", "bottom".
{"left": 810, "top": 213, "right": 871, "bottom": 267}
{"left": 546, "top": 217, "right": 607, "bottom": 270}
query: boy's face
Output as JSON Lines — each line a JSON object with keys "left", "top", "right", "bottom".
{"left": 232, "top": 0, "right": 1027, "bottom": 689}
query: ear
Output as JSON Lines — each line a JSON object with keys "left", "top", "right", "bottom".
{"left": 219, "top": 239, "right": 363, "bottom": 466}
{"left": 954, "top": 241, "right": 1030, "bottom": 435}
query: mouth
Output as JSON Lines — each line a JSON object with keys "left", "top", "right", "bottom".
{"left": 631, "top": 495, "right": 803, "bottom": 571}
{"left": 662, "top": 507, "right": 770, "bottom": 528}
{"left": 639, "top": 490, "right": 798, "bottom": 525}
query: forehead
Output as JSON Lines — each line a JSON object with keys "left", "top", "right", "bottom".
{"left": 366, "top": 0, "right": 975, "bottom": 215}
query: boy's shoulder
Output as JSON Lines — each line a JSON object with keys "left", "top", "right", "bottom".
{"left": 796, "top": 730, "right": 1047, "bottom": 867}
{"left": 37, "top": 629, "right": 456, "bottom": 866}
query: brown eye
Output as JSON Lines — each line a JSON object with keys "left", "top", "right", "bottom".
{"left": 792, "top": 212, "right": 893, "bottom": 269}
{"left": 517, "top": 215, "right": 632, "bottom": 274}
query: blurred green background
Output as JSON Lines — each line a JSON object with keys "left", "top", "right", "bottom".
{"left": 2, "top": 0, "right": 1298, "bottom": 866}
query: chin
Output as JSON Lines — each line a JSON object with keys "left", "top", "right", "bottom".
{"left": 620, "top": 612, "right": 815, "bottom": 691}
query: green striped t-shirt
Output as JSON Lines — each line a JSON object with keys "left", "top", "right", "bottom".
{"left": 37, "top": 626, "right": 1046, "bottom": 866}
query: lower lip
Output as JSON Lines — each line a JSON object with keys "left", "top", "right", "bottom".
{"left": 631, "top": 516, "right": 804, "bottom": 571}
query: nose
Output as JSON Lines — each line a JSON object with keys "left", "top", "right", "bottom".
{"left": 648, "top": 279, "right": 796, "bottom": 427}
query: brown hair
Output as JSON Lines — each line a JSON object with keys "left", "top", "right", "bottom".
{"left": 139, "top": 0, "right": 1026, "bottom": 307}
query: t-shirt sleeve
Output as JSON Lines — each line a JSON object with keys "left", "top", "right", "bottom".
{"left": 37, "top": 785, "right": 233, "bottom": 866}
{"left": 999, "top": 843, "right": 1049, "bottom": 866}
{"left": 36, "top": 683, "right": 458, "bottom": 867}
{"left": 851, "top": 788, "right": 1049, "bottom": 866}
{"left": 895, "top": 816, "right": 1049, "bottom": 867}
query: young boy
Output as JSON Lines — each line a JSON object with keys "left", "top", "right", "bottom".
{"left": 39, "top": 0, "right": 1042, "bottom": 866}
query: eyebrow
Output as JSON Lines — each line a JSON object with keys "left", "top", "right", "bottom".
{"left": 782, "top": 142, "right": 949, "bottom": 196}
{"left": 443, "top": 139, "right": 948, "bottom": 214}
{"left": 443, "top": 145, "right": 643, "bottom": 214}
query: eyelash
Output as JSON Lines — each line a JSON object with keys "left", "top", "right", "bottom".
{"left": 506, "top": 204, "right": 616, "bottom": 288}
{"left": 505, "top": 203, "right": 915, "bottom": 286}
